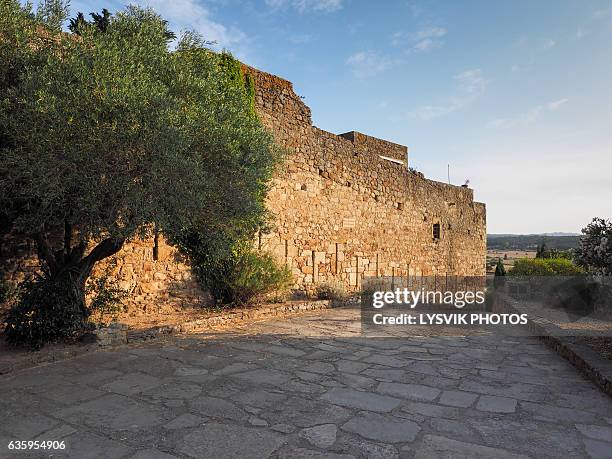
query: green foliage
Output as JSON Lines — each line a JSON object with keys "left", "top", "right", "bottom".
{"left": 34, "top": 0, "right": 70, "bottom": 31}
{"left": 0, "top": 3, "right": 279, "bottom": 345}
{"left": 188, "top": 242, "right": 292, "bottom": 306}
{"left": 494, "top": 258, "right": 506, "bottom": 276}
{"left": 87, "top": 271, "right": 127, "bottom": 326}
{"left": 4, "top": 275, "right": 90, "bottom": 349}
{"left": 535, "top": 242, "right": 549, "bottom": 259}
{"left": 315, "top": 282, "right": 347, "bottom": 301}
{"left": 509, "top": 258, "right": 585, "bottom": 276}
{"left": 0, "top": 278, "right": 11, "bottom": 306}
{"left": 575, "top": 218, "right": 612, "bottom": 275}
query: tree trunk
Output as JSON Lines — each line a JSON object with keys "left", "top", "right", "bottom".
{"left": 34, "top": 233, "right": 125, "bottom": 316}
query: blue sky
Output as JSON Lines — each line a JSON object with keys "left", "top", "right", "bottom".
{"left": 49, "top": 0, "right": 612, "bottom": 233}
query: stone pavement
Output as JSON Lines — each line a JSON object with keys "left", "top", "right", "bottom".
{"left": 1, "top": 307, "right": 611, "bottom": 458}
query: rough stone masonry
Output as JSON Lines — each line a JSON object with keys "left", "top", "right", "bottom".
{"left": 0, "top": 65, "right": 486, "bottom": 309}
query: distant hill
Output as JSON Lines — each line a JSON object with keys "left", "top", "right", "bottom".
{"left": 487, "top": 234, "right": 581, "bottom": 251}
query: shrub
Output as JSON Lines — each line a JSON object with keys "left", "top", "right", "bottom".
{"left": 575, "top": 217, "right": 612, "bottom": 275}
{"left": 509, "top": 258, "right": 585, "bottom": 276}
{"left": 315, "top": 282, "right": 347, "bottom": 301}
{"left": 494, "top": 258, "right": 506, "bottom": 276}
{"left": 4, "top": 275, "right": 90, "bottom": 349}
{"left": 0, "top": 278, "right": 11, "bottom": 306}
{"left": 191, "top": 243, "right": 292, "bottom": 306}
{"left": 87, "top": 272, "right": 127, "bottom": 326}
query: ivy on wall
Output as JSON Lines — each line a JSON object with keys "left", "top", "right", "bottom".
{"left": 217, "top": 51, "right": 256, "bottom": 118}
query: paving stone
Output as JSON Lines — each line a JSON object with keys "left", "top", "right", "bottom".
{"left": 61, "top": 431, "right": 134, "bottom": 458}
{"left": 362, "top": 368, "right": 406, "bottom": 381}
{"left": 336, "top": 360, "right": 371, "bottom": 374}
{"left": 178, "top": 423, "right": 285, "bottom": 458}
{"left": 3, "top": 414, "right": 59, "bottom": 439}
{"left": 56, "top": 394, "right": 167, "bottom": 430}
{"left": 406, "top": 362, "right": 440, "bottom": 376}
{"left": 362, "top": 355, "right": 407, "bottom": 368}
{"left": 438, "top": 390, "right": 478, "bottom": 408}
{"left": 299, "top": 424, "right": 337, "bottom": 448}
{"left": 232, "top": 368, "right": 292, "bottom": 386}
{"left": 271, "top": 423, "right": 296, "bottom": 433}
{"left": 340, "top": 436, "right": 399, "bottom": 459}
{"left": 233, "top": 389, "right": 287, "bottom": 408}
{"left": 377, "top": 382, "right": 440, "bottom": 402}
{"left": 102, "top": 372, "right": 162, "bottom": 396}
{"left": 303, "top": 361, "right": 336, "bottom": 374}
{"left": 429, "top": 418, "right": 474, "bottom": 438}
{"left": 468, "top": 418, "right": 585, "bottom": 458}
{"left": 342, "top": 413, "right": 420, "bottom": 443}
{"left": 164, "top": 413, "right": 204, "bottom": 429}
{"left": 175, "top": 366, "right": 209, "bottom": 376}
{"left": 520, "top": 401, "right": 598, "bottom": 423}
{"left": 212, "top": 362, "right": 257, "bottom": 376}
{"left": 320, "top": 387, "right": 402, "bottom": 412}
{"left": 144, "top": 381, "right": 202, "bottom": 400}
{"left": 336, "top": 372, "right": 376, "bottom": 389}
{"left": 131, "top": 449, "right": 178, "bottom": 459}
{"left": 277, "top": 447, "right": 356, "bottom": 459}
{"left": 188, "top": 395, "right": 248, "bottom": 421}
{"left": 249, "top": 416, "right": 269, "bottom": 427}
{"left": 414, "top": 434, "right": 528, "bottom": 459}
{"left": 401, "top": 400, "right": 462, "bottom": 419}
{"left": 34, "top": 423, "right": 78, "bottom": 441}
{"left": 266, "top": 344, "right": 306, "bottom": 357}
{"left": 476, "top": 395, "right": 517, "bottom": 413}
{"left": 583, "top": 438, "right": 612, "bottom": 459}
{"left": 576, "top": 424, "right": 612, "bottom": 442}
{"left": 266, "top": 396, "right": 352, "bottom": 427}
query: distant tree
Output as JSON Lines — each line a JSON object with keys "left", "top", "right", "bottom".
{"left": 575, "top": 218, "right": 612, "bottom": 275}
{"left": 69, "top": 7, "right": 176, "bottom": 41}
{"left": 536, "top": 242, "right": 550, "bottom": 259}
{"left": 494, "top": 258, "right": 506, "bottom": 276}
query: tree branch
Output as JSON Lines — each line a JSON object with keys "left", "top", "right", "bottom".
{"left": 77, "top": 237, "right": 125, "bottom": 281}
{"left": 35, "top": 231, "right": 59, "bottom": 275}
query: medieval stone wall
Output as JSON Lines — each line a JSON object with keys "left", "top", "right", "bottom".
{"left": 246, "top": 66, "right": 486, "bottom": 292}
{"left": 0, "top": 64, "right": 486, "bottom": 310}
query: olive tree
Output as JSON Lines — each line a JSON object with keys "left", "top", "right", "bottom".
{"left": 575, "top": 218, "right": 612, "bottom": 275}
{"left": 0, "top": 2, "right": 278, "bottom": 345}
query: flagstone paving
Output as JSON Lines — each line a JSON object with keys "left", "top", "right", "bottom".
{"left": 1, "top": 307, "right": 611, "bottom": 458}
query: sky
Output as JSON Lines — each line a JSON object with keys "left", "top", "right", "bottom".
{"left": 39, "top": 0, "right": 612, "bottom": 233}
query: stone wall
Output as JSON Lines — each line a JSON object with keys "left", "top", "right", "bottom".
{"left": 245, "top": 65, "right": 486, "bottom": 292}
{"left": 0, "top": 63, "right": 486, "bottom": 309}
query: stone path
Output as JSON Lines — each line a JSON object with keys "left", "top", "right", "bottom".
{"left": 1, "top": 307, "right": 611, "bottom": 458}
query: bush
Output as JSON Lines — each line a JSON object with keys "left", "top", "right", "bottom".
{"left": 0, "top": 278, "right": 11, "bottom": 306}
{"left": 315, "top": 282, "right": 347, "bottom": 301}
{"left": 191, "top": 243, "right": 292, "bottom": 306}
{"left": 4, "top": 275, "right": 90, "bottom": 349}
{"left": 575, "top": 217, "right": 612, "bottom": 275}
{"left": 509, "top": 258, "right": 585, "bottom": 276}
{"left": 87, "top": 272, "right": 127, "bottom": 326}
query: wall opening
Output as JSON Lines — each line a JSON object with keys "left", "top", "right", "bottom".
{"left": 432, "top": 223, "right": 441, "bottom": 240}
{"left": 153, "top": 227, "right": 160, "bottom": 261}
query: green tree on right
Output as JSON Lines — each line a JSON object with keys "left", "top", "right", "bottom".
{"left": 575, "top": 218, "right": 612, "bottom": 275}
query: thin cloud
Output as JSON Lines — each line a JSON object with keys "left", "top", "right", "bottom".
{"left": 408, "top": 68, "right": 487, "bottom": 120}
{"left": 392, "top": 27, "right": 447, "bottom": 52}
{"left": 265, "top": 0, "right": 343, "bottom": 13}
{"left": 133, "top": 0, "right": 246, "bottom": 49}
{"left": 488, "top": 98, "right": 569, "bottom": 129}
{"left": 346, "top": 51, "right": 392, "bottom": 78}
